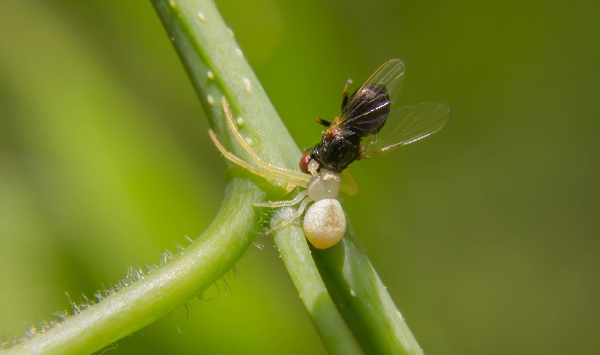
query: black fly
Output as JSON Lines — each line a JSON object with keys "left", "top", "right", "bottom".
{"left": 300, "top": 59, "right": 451, "bottom": 174}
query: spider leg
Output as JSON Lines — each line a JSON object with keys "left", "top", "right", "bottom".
{"left": 254, "top": 190, "right": 308, "bottom": 207}
{"left": 209, "top": 130, "right": 308, "bottom": 187}
{"left": 265, "top": 197, "right": 311, "bottom": 235}
{"left": 340, "top": 170, "right": 359, "bottom": 196}
{"left": 221, "top": 97, "right": 310, "bottom": 185}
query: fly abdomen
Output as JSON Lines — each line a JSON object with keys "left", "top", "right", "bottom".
{"left": 343, "top": 84, "right": 391, "bottom": 137}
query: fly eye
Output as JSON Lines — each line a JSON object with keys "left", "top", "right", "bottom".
{"left": 299, "top": 153, "right": 312, "bottom": 174}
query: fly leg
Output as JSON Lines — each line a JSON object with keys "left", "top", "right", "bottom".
{"left": 341, "top": 78, "right": 353, "bottom": 109}
{"left": 316, "top": 118, "right": 331, "bottom": 127}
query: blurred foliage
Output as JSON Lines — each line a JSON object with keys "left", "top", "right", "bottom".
{"left": 1, "top": 0, "right": 599, "bottom": 354}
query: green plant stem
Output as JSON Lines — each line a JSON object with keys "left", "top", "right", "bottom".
{"left": 151, "top": 0, "right": 361, "bottom": 353}
{"left": 8, "top": 0, "right": 425, "bottom": 353}
{"left": 270, "top": 209, "right": 362, "bottom": 354}
{"left": 5, "top": 0, "right": 361, "bottom": 353}
{"left": 7, "top": 179, "right": 261, "bottom": 355}
{"left": 150, "top": 2, "right": 424, "bottom": 352}
{"left": 313, "top": 225, "right": 424, "bottom": 355}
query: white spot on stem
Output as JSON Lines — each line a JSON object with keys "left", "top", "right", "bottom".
{"left": 207, "top": 70, "right": 214, "bottom": 80}
{"left": 242, "top": 77, "right": 252, "bottom": 93}
{"left": 236, "top": 117, "right": 244, "bottom": 127}
{"left": 197, "top": 12, "right": 206, "bottom": 22}
{"left": 235, "top": 48, "right": 244, "bottom": 58}
{"left": 207, "top": 95, "right": 215, "bottom": 105}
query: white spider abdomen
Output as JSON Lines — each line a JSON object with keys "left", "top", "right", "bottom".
{"left": 303, "top": 199, "right": 346, "bottom": 249}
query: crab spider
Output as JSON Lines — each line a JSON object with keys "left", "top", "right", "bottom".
{"left": 209, "top": 97, "right": 353, "bottom": 249}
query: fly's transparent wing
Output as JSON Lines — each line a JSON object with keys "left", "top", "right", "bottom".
{"left": 360, "top": 103, "right": 451, "bottom": 159}
{"left": 332, "top": 59, "right": 405, "bottom": 127}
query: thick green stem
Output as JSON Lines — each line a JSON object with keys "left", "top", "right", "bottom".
{"left": 270, "top": 209, "right": 362, "bottom": 354}
{"left": 313, "top": 226, "right": 425, "bottom": 355}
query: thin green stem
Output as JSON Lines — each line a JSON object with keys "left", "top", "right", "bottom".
{"left": 7, "top": 179, "right": 262, "bottom": 355}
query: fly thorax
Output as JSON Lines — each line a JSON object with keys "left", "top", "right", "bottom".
{"left": 313, "top": 130, "right": 361, "bottom": 173}
{"left": 307, "top": 170, "right": 341, "bottom": 201}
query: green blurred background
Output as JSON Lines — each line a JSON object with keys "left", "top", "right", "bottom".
{"left": 1, "top": 0, "right": 599, "bottom": 354}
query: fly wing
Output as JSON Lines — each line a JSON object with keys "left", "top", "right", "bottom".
{"left": 359, "top": 103, "right": 451, "bottom": 159}
{"left": 332, "top": 59, "right": 405, "bottom": 127}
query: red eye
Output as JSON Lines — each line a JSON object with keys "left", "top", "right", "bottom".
{"left": 299, "top": 153, "right": 312, "bottom": 174}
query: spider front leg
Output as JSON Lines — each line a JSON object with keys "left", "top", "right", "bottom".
{"left": 220, "top": 97, "right": 310, "bottom": 187}
{"left": 209, "top": 130, "right": 305, "bottom": 185}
